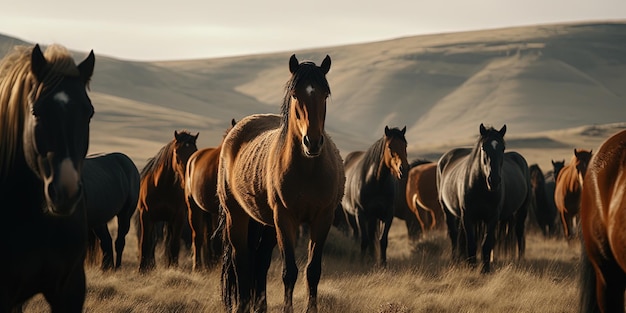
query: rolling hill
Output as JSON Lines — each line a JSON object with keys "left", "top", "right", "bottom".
{"left": 1, "top": 21, "right": 625, "bottom": 170}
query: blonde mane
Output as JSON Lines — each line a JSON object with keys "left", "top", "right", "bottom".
{"left": 0, "top": 44, "right": 80, "bottom": 179}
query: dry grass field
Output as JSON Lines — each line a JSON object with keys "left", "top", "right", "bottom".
{"left": 23, "top": 221, "right": 579, "bottom": 313}
{"left": 3, "top": 21, "right": 625, "bottom": 312}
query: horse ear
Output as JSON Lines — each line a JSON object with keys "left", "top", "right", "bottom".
{"left": 499, "top": 124, "right": 507, "bottom": 136}
{"left": 194, "top": 132, "right": 199, "bottom": 140}
{"left": 31, "top": 44, "right": 47, "bottom": 82}
{"left": 77, "top": 50, "right": 95, "bottom": 84}
{"left": 320, "top": 55, "right": 331, "bottom": 75}
{"left": 289, "top": 54, "right": 299, "bottom": 74}
{"left": 401, "top": 126, "right": 406, "bottom": 135}
{"left": 574, "top": 148, "right": 579, "bottom": 157}
{"left": 384, "top": 126, "right": 390, "bottom": 136}
{"left": 174, "top": 130, "right": 179, "bottom": 139}
{"left": 479, "top": 123, "right": 486, "bottom": 136}
{"left": 231, "top": 118, "right": 237, "bottom": 127}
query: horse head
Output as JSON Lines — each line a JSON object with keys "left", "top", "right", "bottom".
{"left": 173, "top": 130, "right": 198, "bottom": 184}
{"left": 286, "top": 54, "right": 331, "bottom": 157}
{"left": 22, "top": 44, "right": 95, "bottom": 216}
{"left": 383, "top": 126, "right": 409, "bottom": 180}
{"left": 478, "top": 123, "right": 506, "bottom": 192}
{"left": 574, "top": 148, "right": 593, "bottom": 184}
{"left": 551, "top": 159, "right": 565, "bottom": 180}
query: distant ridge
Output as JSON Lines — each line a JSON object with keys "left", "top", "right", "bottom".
{"left": 1, "top": 21, "right": 625, "bottom": 168}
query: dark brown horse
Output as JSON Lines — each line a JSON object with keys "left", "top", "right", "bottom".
{"left": 217, "top": 55, "right": 344, "bottom": 313}
{"left": 527, "top": 164, "right": 558, "bottom": 237}
{"left": 554, "top": 148, "right": 592, "bottom": 240}
{"left": 137, "top": 130, "right": 198, "bottom": 272}
{"left": 0, "top": 44, "right": 95, "bottom": 311}
{"left": 437, "top": 124, "right": 531, "bottom": 273}
{"left": 405, "top": 160, "right": 446, "bottom": 235}
{"left": 580, "top": 130, "right": 626, "bottom": 313}
{"left": 341, "top": 126, "right": 409, "bottom": 266}
{"left": 83, "top": 152, "right": 140, "bottom": 270}
{"left": 185, "top": 119, "right": 236, "bottom": 271}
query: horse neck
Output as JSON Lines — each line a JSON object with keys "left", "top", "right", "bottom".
{"left": 276, "top": 122, "right": 317, "bottom": 174}
{"left": 466, "top": 145, "right": 487, "bottom": 186}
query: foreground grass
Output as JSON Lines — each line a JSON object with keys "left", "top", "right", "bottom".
{"left": 23, "top": 222, "right": 579, "bottom": 312}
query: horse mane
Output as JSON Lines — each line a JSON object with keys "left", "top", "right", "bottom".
{"left": 141, "top": 131, "right": 196, "bottom": 185}
{"left": 0, "top": 44, "right": 79, "bottom": 180}
{"left": 279, "top": 61, "right": 330, "bottom": 130}
{"left": 361, "top": 128, "right": 407, "bottom": 180}
{"left": 409, "top": 159, "right": 432, "bottom": 168}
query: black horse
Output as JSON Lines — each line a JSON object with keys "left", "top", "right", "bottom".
{"left": 437, "top": 124, "right": 531, "bottom": 273}
{"left": 527, "top": 164, "right": 558, "bottom": 237}
{"left": 0, "top": 44, "right": 95, "bottom": 311}
{"left": 341, "top": 126, "right": 409, "bottom": 266}
{"left": 83, "top": 152, "right": 140, "bottom": 270}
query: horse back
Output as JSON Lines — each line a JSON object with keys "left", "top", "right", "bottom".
{"left": 83, "top": 152, "right": 140, "bottom": 226}
{"left": 436, "top": 147, "right": 472, "bottom": 212}
{"left": 501, "top": 151, "right": 531, "bottom": 218}
{"left": 186, "top": 147, "right": 221, "bottom": 214}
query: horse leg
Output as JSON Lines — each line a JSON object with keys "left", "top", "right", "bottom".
{"left": 45, "top": 265, "right": 86, "bottom": 313}
{"left": 188, "top": 200, "right": 206, "bottom": 271}
{"left": 444, "top": 208, "right": 460, "bottom": 262}
{"left": 166, "top": 206, "right": 187, "bottom": 267}
{"left": 481, "top": 219, "right": 497, "bottom": 274}
{"left": 560, "top": 210, "right": 570, "bottom": 239}
{"left": 93, "top": 224, "right": 114, "bottom": 271}
{"left": 305, "top": 212, "right": 333, "bottom": 313}
{"left": 378, "top": 216, "right": 393, "bottom": 267}
{"left": 595, "top": 260, "right": 626, "bottom": 313}
{"left": 251, "top": 223, "right": 277, "bottom": 312}
{"left": 115, "top": 206, "right": 133, "bottom": 269}
{"left": 224, "top": 205, "right": 253, "bottom": 313}
{"left": 139, "top": 210, "right": 156, "bottom": 272}
{"left": 515, "top": 207, "right": 528, "bottom": 260}
{"left": 463, "top": 217, "right": 478, "bottom": 268}
{"left": 274, "top": 208, "right": 299, "bottom": 313}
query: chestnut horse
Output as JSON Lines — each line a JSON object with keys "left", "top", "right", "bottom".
{"left": 137, "top": 130, "right": 198, "bottom": 272}
{"left": 580, "top": 129, "right": 626, "bottom": 313}
{"left": 405, "top": 160, "right": 445, "bottom": 235}
{"left": 0, "top": 44, "right": 95, "bottom": 311}
{"left": 437, "top": 124, "right": 531, "bottom": 273}
{"left": 554, "top": 149, "right": 592, "bottom": 240}
{"left": 185, "top": 119, "right": 236, "bottom": 271}
{"left": 217, "top": 55, "right": 344, "bottom": 313}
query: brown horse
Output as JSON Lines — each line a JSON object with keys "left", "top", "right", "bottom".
{"left": 185, "top": 119, "right": 236, "bottom": 271}
{"left": 137, "top": 130, "right": 198, "bottom": 272}
{"left": 0, "top": 44, "right": 95, "bottom": 311}
{"left": 580, "top": 130, "right": 626, "bottom": 313}
{"left": 340, "top": 126, "right": 409, "bottom": 266}
{"left": 217, "top": 54, "right": 344, "bottom": 313}
{"left": 405, "top": 161, "right": 446, "bottom": 234}
{"left": 554, "top": 148, "right": 592, "bottom": 240}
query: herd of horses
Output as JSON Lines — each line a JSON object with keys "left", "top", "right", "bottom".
{"left": 0, "top": 44, "right": 625, "bottom": 313}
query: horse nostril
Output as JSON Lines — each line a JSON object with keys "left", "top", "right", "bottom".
{"left": 303, "top": 135, "right": 311, "bottom": 147}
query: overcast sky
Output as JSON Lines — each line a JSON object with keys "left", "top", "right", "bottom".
{"left": 1, "top": 0, "right": 625, "bottom": 61}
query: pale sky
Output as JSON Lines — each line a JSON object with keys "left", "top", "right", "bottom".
{"left": 1, "top": 0, "right": 625, "bottom": 61}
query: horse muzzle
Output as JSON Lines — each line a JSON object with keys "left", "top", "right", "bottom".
{"left": 45, "top": 180, "right": 83, "bottom": 216}
{"left": 303, "top": 135, "right": 324, "bottom": 157}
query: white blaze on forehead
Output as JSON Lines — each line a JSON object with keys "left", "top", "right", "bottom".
{"left": 306, "top": 85, "right": 315, "bottom": 96}
{"left": 491, "top": 140, "right": 498, "bottom": 150}
{"left": 59, "top": 158, "right": 79, "bottom": 195}
{"left": 54, "top": 92, "right": 70, "bottom": 105}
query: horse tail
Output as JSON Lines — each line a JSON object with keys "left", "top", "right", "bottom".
{"left": 579, "top": 237, "right": 600, "bottom": 313}
{"left": 221, "top": 233, "right": 236, "bottom": 311}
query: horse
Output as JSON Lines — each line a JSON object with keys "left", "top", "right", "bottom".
{"left": 217, "top": 54, "right": 344, "bottom": 313}
{"left": 137, "top": 130, "right": 198, "bottom": 272}
{"left": 341, "top": 126, "right": 409, "bottom": 266}
{"left": 554, "top": 149, "right": 592, "bottom": 240}
{"left": 437, "top": 124, "right": 531, "bottom": 273}
{"left": 405, "top": 160, "right": 446, "bottom": 235}
{"left": 580, "top": 129, "right": 626, "bottom": 313}
{"left": 83, "top": 152, "right": 140, "bottom": 270}
{"left": 527, "top": 164, "right": 558, "bottom": 237}
{"left": 0, "top": 44, "right": 95, "bottom": 312}
{"left": 185, "top": 119, "right": 236, "bottom": 271}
